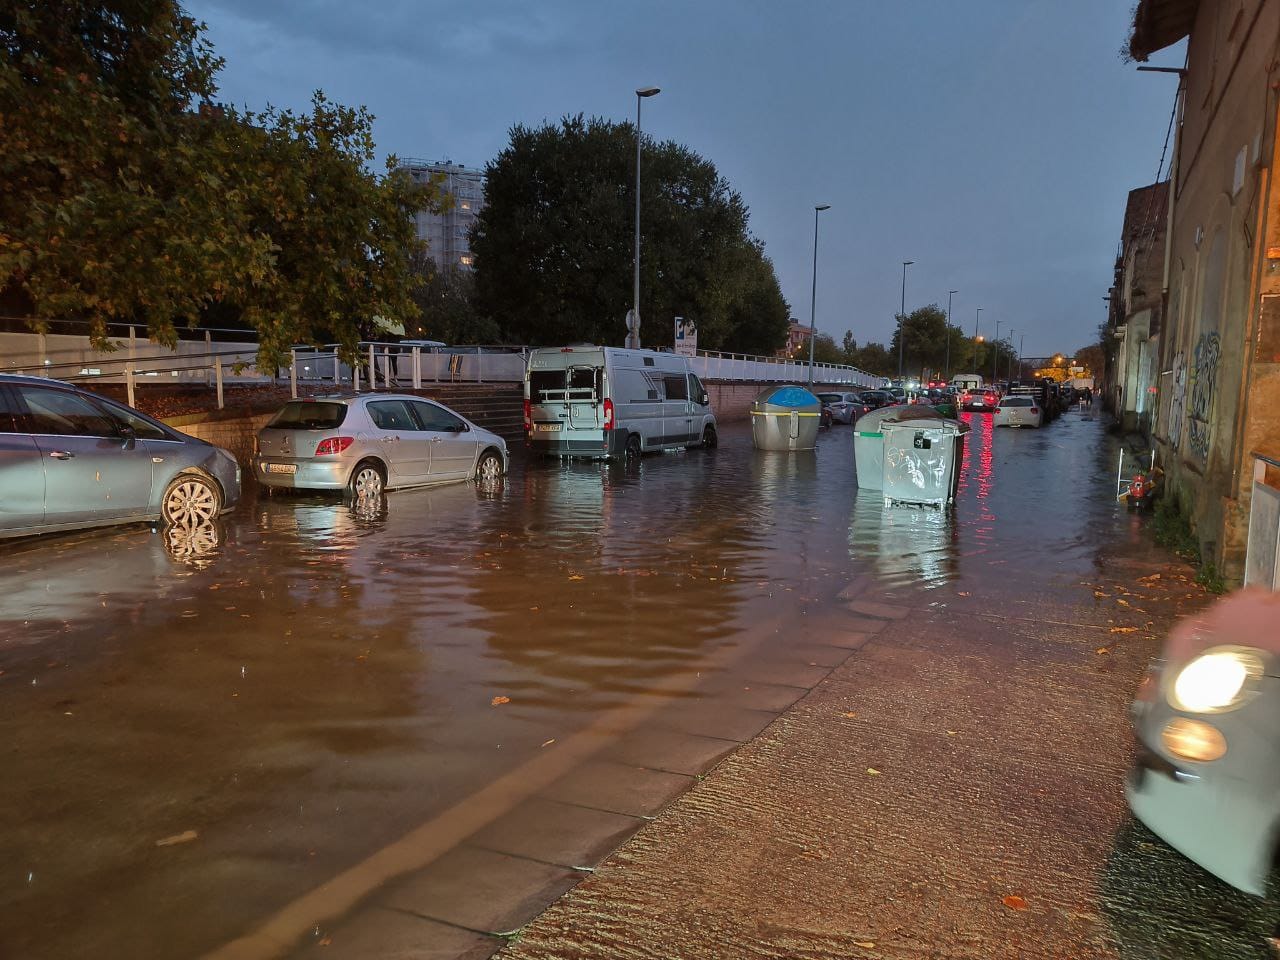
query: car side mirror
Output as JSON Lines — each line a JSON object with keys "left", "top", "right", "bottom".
{"left": 119, "top": 423, "right": 137, "bottom": 448}
{"left": 453, "top": 423, "right": 469, "bottom": 433}
{"left": 699, "top": 392, "right": 709, "bottom": 406}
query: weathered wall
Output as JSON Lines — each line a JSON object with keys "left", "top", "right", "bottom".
{"left": 171, "top": 412, "right": 274, "bottom": 467}
{"left": 1152, "top": 0, "right": 1280, "bottom": 581}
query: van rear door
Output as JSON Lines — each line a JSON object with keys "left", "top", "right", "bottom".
{"left": 566, "top": 365, "right": 603, "bottom": 430}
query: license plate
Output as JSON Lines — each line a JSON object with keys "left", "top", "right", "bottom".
{"left": 536, "top": 423, "right": 561, "bottom": 432}
{"left": 266, "top": 462, "right": 297, "bottom": 474}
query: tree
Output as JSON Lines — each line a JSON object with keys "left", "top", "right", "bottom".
{"left": 472, "top": 115, "right": 789, "bottom": 352}
{"left": 0, "top": 1, "right": 436, "bottom": 370}
{"left": 838, "top": 332, "right": 894, "bottom": 377}
{"left": 408, "top": 254, "right": 500, "bottom": 344}
{"left": 1074, "top": 341, "right": 1104, "bottom": 379}
{"left": 888, "top": 305, "right": 950, "bottom": 376}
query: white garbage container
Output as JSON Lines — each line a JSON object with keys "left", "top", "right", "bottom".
{"left": 881, "top": 417, "right": 966, "bottom": 508}
{"left": 853, "top": 407, "right": 904, "bottom": 489}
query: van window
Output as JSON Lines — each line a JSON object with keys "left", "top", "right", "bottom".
{"left": 529, "top": 370, "right": 566, "bottom": 401}
{"left": 568, "top": 367, "right": 602, "bottom": 401}
{"left": 663, "top": 375, "right": 688, "bottom": 401}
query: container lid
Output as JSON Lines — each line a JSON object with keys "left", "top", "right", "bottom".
{"left": 754, "top": 384, "right": 819, "bottom": 407}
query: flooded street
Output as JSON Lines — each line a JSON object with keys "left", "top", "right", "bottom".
{"left": 0, "top": 412, "right": 1256, "bottom": 959}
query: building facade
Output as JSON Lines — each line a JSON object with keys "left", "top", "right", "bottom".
{"left": 1105, "top": 181, "right": 1169, "bottom": 433}
{"left": 1130, "top": 0, "right": 1280, "bottom": 580}
{"left": 780, "top": 321, "right": 814, "bottom": 357}
{"left": 397, "top": 160, "right": 486, "bottom": 270}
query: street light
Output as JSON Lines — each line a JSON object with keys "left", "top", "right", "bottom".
{"left": 1006, "top": 328, "right": 1014, "bottom": 381}
{"left": 1018, "top": 333, "right": 1025, "bottom": 381}
{"left": 944, "top": 289, "right": 958, "bottom": 380}
{"left": 972, "top": 307, "right": 983, "bottom": 370}
{"left": 897, "top": 260, "right": 914, "bottom": 378}
{"left": 807, "top": 204, "right": 832, "bottom": 387}
{"left": 628, "top": 85, "right": 661, "bottom": 350}
{"left": 992, "top": 319, "right": 1002, "bottom": 383}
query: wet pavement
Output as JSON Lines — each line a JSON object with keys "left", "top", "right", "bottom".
{"left": 0, "top": 412, "right": 1274, "bottom": 959}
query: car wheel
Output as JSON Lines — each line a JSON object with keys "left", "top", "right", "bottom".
{"left": 625, "top": 434, "right": 643, "bottom": 460}
{"left": 349, "top": 460, "right": 385, "bottom": 499}
{"left": 475, "top": 450, "right": 503, "bottom": 483}
{"left": 161, "top": 473, "right": 222, "bottom": 526}
{"left": 701, "top": 426, "right": 718, "bottom": 449}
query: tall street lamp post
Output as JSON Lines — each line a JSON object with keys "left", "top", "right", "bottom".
{"left": 972, "top": 307, "right": 983, "bottom": 370}
{"left": 992, "top": 319, "right": 1003, "bottom": 383}
{"left": 1018, "top": 333, "right": 1025, "bottom": 380}
{"left": 807, "top": 204, "right": 832, "bottom": 387}
{"left": 897, "top": 260, "right": 913, "bottom": 379}
{"left": 1006, "top": 328, "right": 1015, "bottom": 381}
{"left": 628, "top": 86, "right": 660, "bottom": 350}
{"left": 944, "top": 289, "right": 958, "bottom": 380}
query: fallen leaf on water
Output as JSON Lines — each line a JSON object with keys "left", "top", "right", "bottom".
{"left": 156, "top": 830, "right": 198, "bottom": 847}
{"left": 1110, "top": 626, "right": 1138, "bottom": 634}
{"left": 1093, "top": 591, "right": 1108, "bottom": 599}
{"left": 1116, "top": 598, "right": 1132, "bottom": 607}
{"left": 957, "top": 591, "right": 970, "bottom": 597}
{"left": 841, "top": 711, "right": 858, "bottom": 719}
{"left": 1096, "top": 647, "right": 1109, "bottom": 655}
{"left": 318, "top": 936, "right": 332, "bottom": 947}
{"left": 866, "top": 768, "right": 881, "bottom": 776}
{"left": 490, "top": 696, "right": 510, "bottom": 706}
{"left": 853, "top": 943, "right": 876, "bottom": 951}
{"left": 945, "top": 730, "right": 957, "bottom": 736}
{"left": 1002, "top": 894, "right": 1028, "bottom": 910}
{"left": 1138, "top": 573, "right": 1162, "bottom": 583}
{"left": 568, "top": 575, "right": 585, "bottom": 581}
{"left": 541, "top": 738, "right": 556, "bottom": 747}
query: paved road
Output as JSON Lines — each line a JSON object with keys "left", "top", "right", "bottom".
{"left": 0, "top": 412, "right": 1272, "bottom": 959}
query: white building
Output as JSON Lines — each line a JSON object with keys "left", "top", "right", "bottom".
{"left": 397, "top": 159, "right": 485, "bottom": 270}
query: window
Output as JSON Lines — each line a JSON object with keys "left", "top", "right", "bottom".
{"left": 366, "top": 400, "right": 418, "bottom": 431}
{"left": 1003, "top": 397, "right": 1033, "bottom": 407}
{"left": 268, "top": 401, "right": 348, "bottom": 430}
{"left": 459, "top": 256, "right": 474, "bottom": 266}
{"left": 663, "top": 375, "right": 688, "bottom": 401}
{"left": 569, "top": 367, "right": 601, "bottom": 400}
{"left": 529, "top": 370, "right": 565, "bottom": 401}
{"left": 411, "top": 401, "right": 466, "bottom": 432}
{"left": 97, "top": 398, "right": 171, "bottom": 440}
{"left": 19, "top": 386, "right": 118, "bottom": 437}
{"left": 0, "top": 387, "right": 23, "bottom": 433}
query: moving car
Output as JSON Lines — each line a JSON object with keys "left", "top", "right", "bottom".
{"left": 961, "top": 388, "right": 1000, "bottom": 412}
{"left": 815, "top": 392, "right": 869, "bottom": 425}
{"left": 0, "top": 373, "right": 241, "bottom": 538}
{"left": 254, "top": 393, "right": 507, "bottom": 496}
{"left": 993, "top": 395, "right": 1043, "bottom": 428}
{"left": 1127, "top": 590, "right": 1280, "bottom": 895}
{"left": 525, "top": 346, "right": 716, "bottom": 459}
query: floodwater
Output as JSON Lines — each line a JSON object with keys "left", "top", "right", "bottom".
{"left": 0, "top": 410, "right": 1158, "bottom": 959}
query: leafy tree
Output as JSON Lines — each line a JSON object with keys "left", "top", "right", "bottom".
{"left": 1074, "top": 341, "right": 1104, "bottom": 378}
{"left": 838, "top": 331, "right": 894, "bottom": 376}
{"left": 407, "top": 254, "right": 500, "bottom": 344}
{"left": 0, "top": 1, "right": 435, "bottom": 370}
{"left": 472, "top": 115, "right": 788, "bottom": 352}
{"left": 888, "top": 305, "right": 949, "bottom": 376}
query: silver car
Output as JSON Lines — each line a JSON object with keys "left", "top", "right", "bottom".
{"left": 815, "top": 392, "right": 869, "bottom": 425}
{"left": 254, "top": 393, "right": 508, "bottom": 496}
{"left": 0, "top": 373, "right": 241, "bottom": 538}
{"left": 1127, "top": 589, "right": 1280, "bottom": 895}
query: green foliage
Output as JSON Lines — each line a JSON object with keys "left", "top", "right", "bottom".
{"left": 408, "top": 255, "right": 500, "bottom": 344}
{"left": 471, "top": 115, "right": 789, "bottom": 354}
{"left": 1151, "top": 496, "right": 1226, "bottom": 593}
{"left": 836, "top": 331, "right": 894, "bottom": 376}
{"left": 0, "top": 1, "right": 436, "bottom": 370}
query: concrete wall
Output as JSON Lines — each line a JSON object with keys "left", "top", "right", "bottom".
{"left": 706, "top": 379, "right": 853, "bottom": 423}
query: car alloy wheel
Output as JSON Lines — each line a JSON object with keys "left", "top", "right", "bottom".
{"left": 162, "top": 475, "right": 221, "bottom": 526}
{"left": 476, "top": 451, "right": 503, "bottom": 482}
{"left": 350, "top": 463, "right": 384, "bottom": 498}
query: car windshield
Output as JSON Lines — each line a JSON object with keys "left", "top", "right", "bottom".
{"left": 267, "top": 401, "right": 348, "bottom": 430}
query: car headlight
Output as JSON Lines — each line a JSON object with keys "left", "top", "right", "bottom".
{"left": 1168, "top": 646, "right": 1264, "bottom": 713}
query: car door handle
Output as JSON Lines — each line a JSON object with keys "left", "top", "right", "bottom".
{"left": 48, "top": 450, "right": 75, "bottom": 460}
{"left": 382, "top": 436, "right": 399, "bottom": 443}
{"left": 430, "top": 437, "right": 442, "bottom": 443}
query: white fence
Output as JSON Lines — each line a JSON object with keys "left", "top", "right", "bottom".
{"left": 1244, "top": 452, "right": 1280, "bottom": 591}
{"left": 1, "top": 330, "right": 881, "bottom": 406}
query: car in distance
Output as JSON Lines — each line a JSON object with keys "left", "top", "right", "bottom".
{"left": 993, "top": 396, "right": 1043, "bottom": 428}
{"left": 254, "top": 394, "right": 507, "bottom": 497}
{"left": 1127, "top": 589, "right": 1280, "bottom": 896}
{"left": 857, "top": 390, "right": 892, "bottom": 409}
{"left": 815, "top": 392, "right": 869, "bottom": 425}
{"left": 961, "top": 388, "right": 1000, "bottom": 413}
{"left": 0, "top": 373, "right": 241, "bottom": 539}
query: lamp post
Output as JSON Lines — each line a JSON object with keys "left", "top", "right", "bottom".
{"left": 1006, "top": 328, "right": 1014, "bottom": 382}
{"left": 807, "top": 204, "right": 832, "bottom": 387}
{"left": 897, "top": 260, "right": 913, "bottom": 379}
{"left": 992, "top": 319, "right": 1002, "bottom": 383}
{"left": 944, "top": 289, "right": 958, "bottom": 380}
{"left": 1018, "top": 333, "right": 1025, "bottom": 380}
{"left": 972, "top": 307, "right": 982, "bottom": 370}
{"left": 628, "top": 86, "right": 661, "bottom": 349}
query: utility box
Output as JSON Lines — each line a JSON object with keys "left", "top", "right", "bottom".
{"left": 881, "top": 417, "right": 967, "bottom": 508}
{"left": 751, "top": 385, "right": 821, "bottom": 451}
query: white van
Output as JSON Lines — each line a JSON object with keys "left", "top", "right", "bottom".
{"left": 949, "top": 373, "right": 984, "bottom": 393}
{"left": 525, "top": 346, "right": 717, "bottom": 459}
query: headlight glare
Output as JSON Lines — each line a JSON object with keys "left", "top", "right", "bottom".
{"left": 1169, "top": 647, "right": 1263, "bottom": 713}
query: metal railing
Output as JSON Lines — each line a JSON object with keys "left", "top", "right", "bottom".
{"left": 689, "top": 349, "right": 879, "bottom": 387}
{"left": 1244, "top": 451, "right": 1280, "bottom": 590}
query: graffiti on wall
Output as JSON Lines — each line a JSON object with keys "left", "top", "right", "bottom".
{"left": 1186, "top": 332, "right": 1220, "bottom": 460}
{"left": 1166, "top": 352, "right": 1186, "bottom": 450}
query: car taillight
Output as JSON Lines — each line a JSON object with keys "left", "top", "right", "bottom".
{"left": 1030, "top": 407, "right": 1039, "bottom": 414}
{"left": 314, "top": 436, "right": 354, "bottom": 456}
{"left": 523, "top": 398, "right": 532, "bottom": 432}
{"left": 603, "top": 398, "right": 615, "bottom": 430}
{"left": 995, "top": 407, "right": 1002, "bottom": 413}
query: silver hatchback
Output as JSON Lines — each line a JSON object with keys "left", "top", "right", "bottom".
{"left": 254, "top": 393, "right": 508, "bottom": 496}
{"left": 0, "top": 374, "right": 242, "bottom": 539}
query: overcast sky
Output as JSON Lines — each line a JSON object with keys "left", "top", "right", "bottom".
{"left": 192, "top": 0, "right": 1185, "bottom": 359}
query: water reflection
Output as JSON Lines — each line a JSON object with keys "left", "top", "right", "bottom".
{"left": 161, "top": 517, "right": 226, "bottom": 568}
{"left": 848, "top": 489, "right": 959, "bottom": 588}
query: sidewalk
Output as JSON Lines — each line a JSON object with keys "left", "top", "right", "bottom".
{"left": 493, "top": 542, "right": 1271, "bottom": 958}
